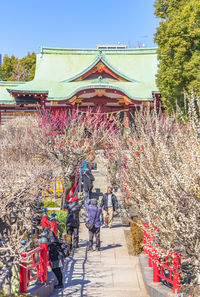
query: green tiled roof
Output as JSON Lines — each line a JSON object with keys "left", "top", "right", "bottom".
{"left": 0, "top": 47, "right": 159, "bottom": 104}
{"left": 0, "top": 81, "right": 25, "bottom": 104}
{"left": 63, "top": 53, "right": 136, "bottom": 82}
{"left": 47, "top": 80, "right": 155, "bottom": 101}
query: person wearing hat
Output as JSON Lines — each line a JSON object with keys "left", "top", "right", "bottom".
{"left": 48, "top": 232, "right": 64, "bottom": 289}
{"left": 85, "top": 198, "right": 103, "bottom": 251}
{"left": 64, "top": 196, "right": 82, "bottom": 249}
{"left": 82, "top": 162, "right": 95, "bottom": 201}
{"left": 100, "top": 186, "right": 118, "bottom": 228}
{"left": 82, "top": 160, "right": 87, "bottom": 171}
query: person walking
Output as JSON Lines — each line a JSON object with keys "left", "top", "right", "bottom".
{"left": 64, "top": 196, "right": 82, "bottom": 249}
{"left": 85, "top": 198, "right": 102, "bottom": 251}
{"left": 100, "top": 187, "right": 118, "bottom": 228}
{"left": 82, "top": 164, "right": 95, "bottom": 201}
{"left": 48, "top": 232, "right": 64, "bottom": 289}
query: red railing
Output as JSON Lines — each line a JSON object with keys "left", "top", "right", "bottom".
{"left": 41, "top": 209, "right": 57, "bottom": 235}
{"left": 19, "top": 210, "right": 58, "bottom": 293}
{"left": 143, "top": 222, "right": 181, "bottom": 294}
{"left": 19, "top": 234, "right": 48, "bottom": 293}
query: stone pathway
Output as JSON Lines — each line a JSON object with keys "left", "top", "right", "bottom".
{"left": 51, "top": 217, "right": 147, "bottom": 297}
{"left": 51, "top": 155, "right": 147, "bottom": 296}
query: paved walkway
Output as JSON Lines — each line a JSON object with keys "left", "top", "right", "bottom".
{"left": 51, "top": 217, "right": 147, "bottom": 297}
{"left": 51, "top": 156, "right": 147, "bottom": 297}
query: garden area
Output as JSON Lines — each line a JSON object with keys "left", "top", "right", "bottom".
{"left": 0, "top": 110, "right": 118, "bottom": 295}
{"left": 0, "top": 94, "right": 200, "bottom": 296}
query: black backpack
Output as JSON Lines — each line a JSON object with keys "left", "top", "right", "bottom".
{"left": 59, "top": 241, "right": 70, "bottom": 258}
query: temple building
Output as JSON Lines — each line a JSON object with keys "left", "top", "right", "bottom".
{"left": 0, "top": 46, "right": 161, "bottom": 125}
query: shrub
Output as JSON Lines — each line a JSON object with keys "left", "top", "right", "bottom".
{"left": 130, "top": 220, "right": 143, "bottom": 255}
{"left": 55, "top": 210, "right": 67, "bottom": 233}
{"left": 43, "top": 200, "right": 60, "bottom": 208}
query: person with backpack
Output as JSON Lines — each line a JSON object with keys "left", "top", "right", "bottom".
{"left": 85, "top": 198, "right": 103, "bottom": 251}
{"left": 48, "top": 236, "right": 64, "bottom": 289}
{"left": 64, "top": 196, "right": 82, "bottom": 249}
{"left": 82, "top": 163, "right": 95, "bottom": 201}
{"left": 45, "top": 228, "right": 70, "bottom": 290}
{"left": 47, "top": 230, "right": 71, "bottom": 289}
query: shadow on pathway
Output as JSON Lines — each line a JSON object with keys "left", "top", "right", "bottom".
{"left": 100, "top": 243, "right": 122, "bottom": 251}
{"left": 51, "top": 241, "right": 90, "bottom": 297}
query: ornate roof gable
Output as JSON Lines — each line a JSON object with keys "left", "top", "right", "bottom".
{"left": 62, "top": 51, "right": 136, "bottom": 83}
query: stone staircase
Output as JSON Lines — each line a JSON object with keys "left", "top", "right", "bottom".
{"left": 79, "top": 152, "right": 127, "bottom": 222}
{"left": 90, "top": 153, "right": 125, "bottom": 218}
{"left": 91, "top": 152, "right": 110, "bottom": 199}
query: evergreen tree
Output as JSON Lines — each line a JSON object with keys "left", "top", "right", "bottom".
{"left": 154, "top": 0, "right": 200, "bottom": 113}
{"left": 0, "top": 55, "right": 18, "bottom": 81}
{"left": 0, "top": 52, "right": 36, "bottom": 81}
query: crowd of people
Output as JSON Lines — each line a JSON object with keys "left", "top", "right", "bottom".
{"left": 47, "top": 162, "right": 119, "bottom": 289}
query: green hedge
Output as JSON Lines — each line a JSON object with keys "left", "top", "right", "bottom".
{"left": 43, "top": 200, "right": 60, "bottom": 208}
{"left": 43, "top": 200, "right": 67, "bottom": 232}
{"left": 54, "top": 210, "right": 67, "bottom": 233}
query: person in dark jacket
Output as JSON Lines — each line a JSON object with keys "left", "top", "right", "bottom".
{"left": 85, "top": 198, "right": 103, "bottom": 251}
{"left": 64, "top": 196, "right": 82, "bottom": 249}
{"left": 82, "top": 166, "right": 95, "bottom": 201}
{"left": 48, "top": 233, "right": 64, "bottom": 289}
{"left": 100, "top": 186, "right": 118, "bottom": 228}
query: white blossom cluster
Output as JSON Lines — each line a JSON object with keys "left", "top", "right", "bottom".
{"left": 107, "top": 96, "right": 200, "bottom": 295}
{"left": 0, "top": 117, "right": 58, "bottom": 281}
{"left": 0, "top": 112, "right": 117, "bottom": 281}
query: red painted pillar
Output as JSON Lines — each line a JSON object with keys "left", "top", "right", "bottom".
{"left": 42, "top": 208, "right": 49, "bottom": 228}
{"left": 153, "top": 249, "right": 160, "bottom": 282}
{"left": 148, "top": 248, "right": 153, "bottom": 267}
{"left": 173, "top": 253, "right": 181, "bottom": 294}
{"left": 40, "top": 232, "right": 48, "bottom": 283}
{"left": 148, "top": 229, "right": 153, "bottom": 267}
{"left": 19, "top": 252, "right": 27, "bottom": 293}
{"left": 143, "top": 222, "right": 149, "bottom": 255}
{"left": 50, "top": 218, "right": 57, "bottom": 236}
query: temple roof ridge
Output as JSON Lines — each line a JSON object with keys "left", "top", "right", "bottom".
{"left": 40, "top": 46, "right": 158, "bottom": 55}
{"left": 0, "top": 81, "right": 25, "bottom": 85}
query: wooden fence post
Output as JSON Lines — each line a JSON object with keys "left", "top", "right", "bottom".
{"left": 19, "top": 240, "right": 27, "bottom": 293}
{"left": 50, "top": 213, "right": 57, "bottom": 235}
{"left": 173, "top": 253, "right": 181, "bottom": 294}
{"left": 40, "top": 232, "right": 48, "bottom": 283}
{"left": 42, "top": 208, "right": 49, "bottom": 228}
{"left": 153, "top": 249, "right": 160, "bottom": 283}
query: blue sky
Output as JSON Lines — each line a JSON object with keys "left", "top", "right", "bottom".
{"left": 0, "top": 0, "right": 159, "bottom": 58}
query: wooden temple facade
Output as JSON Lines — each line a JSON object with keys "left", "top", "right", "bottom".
{"left": 0, "top": 47, "right": 161, "bottom": 125}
